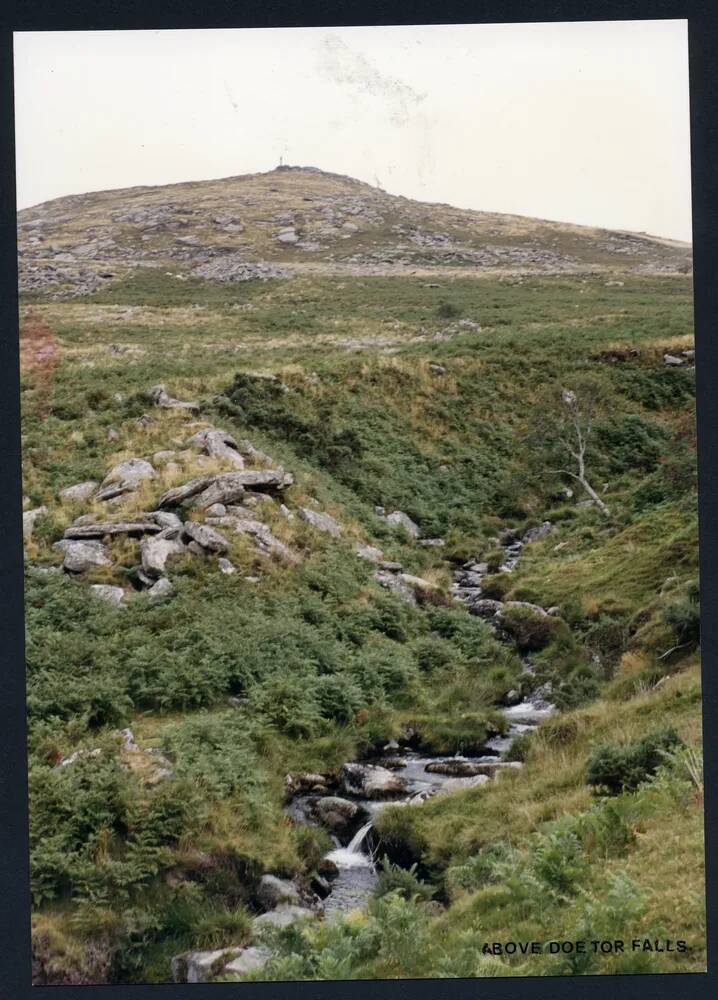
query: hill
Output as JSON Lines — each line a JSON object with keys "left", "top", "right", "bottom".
{"left": 18, "top": 165, "right": 692, "bottom": 297}
{"left": 19, "top": 171, "right": 702, "bottom": 984}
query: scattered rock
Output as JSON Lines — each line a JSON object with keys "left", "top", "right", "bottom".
{"left": 253, "top": 905, "right": 314, "bottom": 931}
{"left": 147, "top": 577, "right": 174, "bottom": 601}
{"left": 64, "top": 520, "right": 163, "bottom": 540}
{"left": 53, "top": 538, "right": 112, "bottom": 573}
{"left": 23, "top": 506, "right": 48, "bottom": 541}
{"left": 140, "top": 531, "right": 187, "bottom": 577}
{"left": 152, "top": 450, "right": 177, "bottom": 464}
{"left": 298, "top": 507, "right": 342, "bottom": 537}
{"left": 257, "top": 874, "right": 301, "bottom": 910}
{"left": 315, "top": 796, "right": 367, "bottom": 835}
{"left": 149, "top": 384, "right": 200, "bottom": 413}
{"left": 385, "top": 510, "right": 420, "bottom": 538}
{"left": 522, "top": 520, "right": 553, "bottom": 545}
{"left": 355, "top": 543, "right": 383, "bottom": 562}
{"left": 218, "top": 557, "right": 236, "bottom": 575}
{"left": 664, "top": 354, "right": 687, "bottom": 366}
{"left": 182, "top": 521, "right": 231, "bottom": 554}
{"left": 224, "top": 947, "right": 271, "bottom": 979}
{"left": 58, "top": 481, "right": 98, "bottom": 502}
{"left": 89, "top": 584, "right": 125, "bottom": 606}
{"left": 285, "top": 772, "right": 333, "bottom": 797}
{"left": 95, "top": 458, "right": 156, "bottom": 502}
{"left": 186, "top": 427, "right": 245, "bottom": 469}
{"left": 340, "top": 762, "right": 408, "bottom": 799}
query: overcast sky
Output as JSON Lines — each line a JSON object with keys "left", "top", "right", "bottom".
{"left": 14, "top": 21, "right": 692, "bottom": 241}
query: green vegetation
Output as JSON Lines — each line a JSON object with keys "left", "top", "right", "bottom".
{"left": 21, "top": 268, "right": 703, "bottom": 982}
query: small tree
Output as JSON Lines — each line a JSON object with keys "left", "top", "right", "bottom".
{"left": 553, "top": 387, "right": 610, "bottom": 516}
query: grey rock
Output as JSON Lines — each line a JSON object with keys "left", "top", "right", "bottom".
{"left": 298, "top": 507, "right": 342, "bottom": 537}
{"left": 59, "top": 480, "right": 99, "bottom": 502}
{"left": 156, "top": 475, "right": 215, "bottom": 508}
{"left": 89, "top": 584, "right": 125, "bottom": 606}
{"left": 146, "top": 510, "right": 184, "bottom": 531}
{"left": 224, "top": 946, "right": 271, "bottom": 979}
{"left": 229, "top": 518, "right": 299, "bottom": 562}
{"left": 182, "top": 521, "right": 231, "bottom": 553}
{"left": 340, "top": 762, "right": 408, "bottom": 799}
{"left": 315, "top": 796, "right": 366, "bottom": 835}
{"left": 355, "top": 543, "right": 383, "bottom": 562}
{"left": 23, "top": 506, "right": 48, "bottom": 541}
{"left": 663, "top": 354, "right": 686, "bottom": 366}
{"left": 141, "top": 531, "right": 186, "bottom": 577}
{"left": 64, "top": 520, "right": 162, "bottom": 539}
{"left": 54, "top": 538, "right": 112, "bottom": 573}
{"left": 429, "top": 363, "right": 447, "bottom": 374}
{"left": 171, "top": 949, "right": 239, "bottom": 984}
{"left": 253, "top": 905, "right": 314, "bottom": 931}
{"left": 186, "top": 427, "right": 245, "bottom": 469}
{"left": 152, "top": 450, "right": 177, "bottom": 464}
{"left": 149, "top": 384, "right": 200, "bottom": 413}
{"left": 257, "top": 874, "right": 301, "bottom": 910}
{"left": 206, "top": 503, "right": 227, "bottom": 517}
{"left": 218, "top": 557, "right": 236, "bottom": 575}
{"left": 95, "top": 458, "right": 156, "bottom": 501}
{"left": 374, "top": 570, "right": 416, "bottom": 603}
{"left": 385, "top": 510, "right": 420, "bottom": 538}
{"left": 419, "top": 538, "right": 445, "bottom": 547}
{"left": 522, "top": 520, "right": 553, "bottom": 545}
{"left": 147, "top": 577, "right": 174, "bottom": 601}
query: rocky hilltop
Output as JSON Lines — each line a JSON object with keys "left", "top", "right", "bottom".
{"left": 18, "top": 165, "right": 692, "bottom": 296}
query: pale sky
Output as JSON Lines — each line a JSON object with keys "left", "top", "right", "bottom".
{"left": 13, "top": 21, "right": 692, "bottom": 241}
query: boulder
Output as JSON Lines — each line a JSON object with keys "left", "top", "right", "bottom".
{"left": 149, "top": 384, "right": 200, "bottom": 413}
{"left": 141, "top": 531, "right": 186, "bottom": 577}
{"left": 253, "top": 905, "right": 314, "bottom": 931}
{"left": 152, "top": 450, "right": 177, "bottom": 464}
{"left": 374, "top": 570, "right": 416, "bottom": 604}
{"left": 340, "top": 762, "right": 408, "bottom": 799}
{"left": 186, "top": 427, "right": 245, "bottom": 469}
{"left": 218, "top": 557, "right": 236, "bottom": 575}
{"left": 355, "top": 543, "right": 383, "bottom": 563}
{"left": 257, "top": 874, "right": 301, "bottom": 910}
{"left": 315, "top": 796, "right": 366, "bottom": 835}
{"left": 171, "top": 949, "right": 238, "bottom": 984}
{"left": 147, "top": 577, "right": 173, "bottom": 601}
{"left": 192, "top": 474, "right": 251, "bottom": 509}
{"left": 522, "top": 521, "right": 553, "bottom": 545}
{"left": 95, "top": 458, "right": 156, "bottom": 502}
{"left": 59, "top": 481, "right": 98, "bottom": 502}
{"left": 146, "top": 510, "right": 184, "bottom": 531}
{"left": 54, "top": 539, "right": 112, "bottom": 573}
{"left": 206, "top": 503, "right": 227, "bottom": 517}
{"left": 284, "top": 772, "right": 333, "bottom": 797}
{"left": 156, "top": 475, "right": 215, "bottom": 508}
{"left": 385, "top": 510, "right": 420, "bottom": 538}
{"left": 663, "top": 354, "right": 686, "bottom": 366}
{"left": 224, "top": 946, "right": 271, "bottom": 979}
{"left": 23, "top": 506, "right": 48, "bottom": 541}
{"left": 317, "top": 858, "right": 340, "bottom": 880}
{"left": 229, "top": 518, "right": 299, "bottom": 562}
{"left": 89, "top": 584, "right": 125, "bottom": 606}
{"left": 298, "top": 508, "right": 343, "bottom": 537}
{"left": 64, "top": 520, "right": 162, "bottom": 539}
{"left": 425, "top": 759, "right": 521, "bottom": 777}
{"left": 182, "top": 521, "right": 230, "bottom": 553}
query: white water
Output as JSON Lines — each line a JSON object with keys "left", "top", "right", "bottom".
{"left": 326, "top": 822, "right": 374, "bottom": 868}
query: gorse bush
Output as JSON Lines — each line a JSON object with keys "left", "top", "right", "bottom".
{"left": 585, "top": 728, "right": 683, "bottom": 794}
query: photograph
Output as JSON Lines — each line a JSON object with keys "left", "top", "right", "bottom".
{"left": 13, "top": 19, "right": 705, "bottom": 986}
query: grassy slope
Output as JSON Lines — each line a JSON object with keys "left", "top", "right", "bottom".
{"left": 21, "top": 270, "right": 703, "bottom": 982}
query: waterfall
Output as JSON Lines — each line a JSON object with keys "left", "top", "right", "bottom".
{"left": 347, "top": 821, "right": 373, "bottom": 854}
{"left": 326, "top": 821, "right": 374, "bottom": 869}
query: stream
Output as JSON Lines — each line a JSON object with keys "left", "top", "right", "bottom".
{"left": 287, "top": 525, "right": 556, "bottom": 919}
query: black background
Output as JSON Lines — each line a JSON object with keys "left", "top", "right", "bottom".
{"left": 0, "top": 2, "right": 715, "bottom": 998}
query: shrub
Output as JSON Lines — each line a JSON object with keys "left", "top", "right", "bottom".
{"left": 585, "top": 728, "right": 683, "bottom": 794}
{"left": 375, "top": 859, "right": 434, "bottom": 902}
{"left": 499, "top": 607, "right": 567, "bottom": 652}
{"left": 435, "top": 300, "right": 461, "bottom": 319}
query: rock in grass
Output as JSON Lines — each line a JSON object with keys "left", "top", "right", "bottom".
{"left": 385, "top": 510, "right": 420, "bottom": 538}
{"left": 140, "top": 531, "right": 186, "bottom": 577}
{"left": 147, "top": 577, "right": 173, "bottom": 601}
{"left": 171, "top": 949, "right": 239, "bottom": 984}
{"left": 224, "top": 946, "right": 271, "bottom": 979}
{"left": 253, "top": 905, "right": 314, "bottom": 931}
{"left": 149, "top": 384, "right": 200, "bottom": 413}
{"left": 58, "top": 480, "right": 98, "bottom": 502}
{"left": 53, "top": 538, "right": 112, "bottom": 573}
{"left": 64, "top": 520, "right": 163, "bottom": 539}
{"left": 257, "top": 874, "right": 301, "bottom": 910}
{"left": 186, "top": 426, "right": 245, "bottom": 469}
{"left": 315, "top": 796, "right": 367, "bottom": 835}
{"left": 218, "top": 557, "right": 236, "bottom": 575}
{"left": 182, "top": 521, "right": 230, "bottom": 553}
{"left": 95, "top": 458, "right": 156, "bottom": 502}
{"left": 89, "top": 584, "right": 125, "bottom": 606}
{"left": 298, "top": 507, "right": 343, "bottom": 537}
{"left": 23, "top": 506, "right": 48, "bottom": 541}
